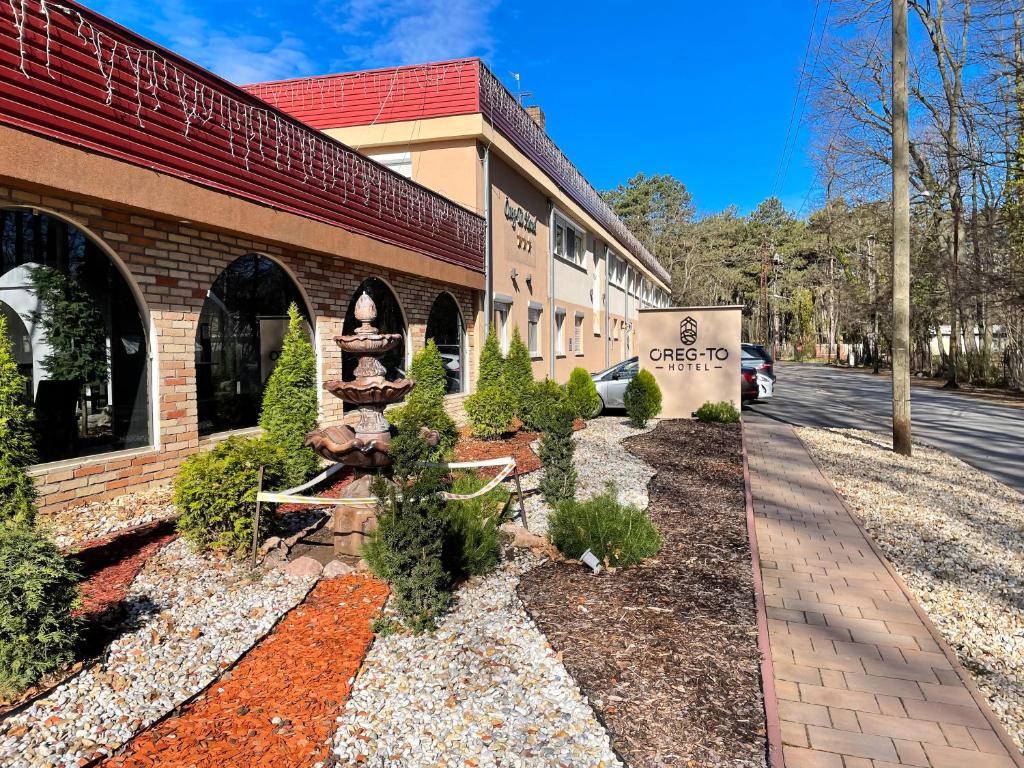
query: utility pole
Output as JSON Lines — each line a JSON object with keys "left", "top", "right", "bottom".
{"left": 892, "top": 0, "right": 913, "bottom": 456}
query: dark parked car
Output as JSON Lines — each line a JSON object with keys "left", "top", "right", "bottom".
{"left": 741, "top": 367, "right": 760, "bottom": 404}
{"left": 742, "top": 343, "right": 775, "bottom": 383}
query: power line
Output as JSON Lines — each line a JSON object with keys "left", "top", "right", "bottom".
{"left": 772, "top": 0, "right": 824, "bottom": 197}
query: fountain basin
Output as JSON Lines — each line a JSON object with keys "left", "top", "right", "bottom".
{"left": 335, "top": 333, "right": 402, "bottom": 356}
{"left": 323, "top": 378, "right": 415, "bottom": 405}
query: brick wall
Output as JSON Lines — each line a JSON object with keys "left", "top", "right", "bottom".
{"left": 0, "top": 185, "right": 480, "bottom": 512}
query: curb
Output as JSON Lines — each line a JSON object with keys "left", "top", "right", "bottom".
{"left": 793, "top": 425, "right": 1024, "bottom": 767}
{"left": 740, "top": 421, "right": 785, "bottom": 768}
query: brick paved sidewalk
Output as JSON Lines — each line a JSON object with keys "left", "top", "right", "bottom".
{"left": 745, "top": 419, "right": 1023, "bottom": 768}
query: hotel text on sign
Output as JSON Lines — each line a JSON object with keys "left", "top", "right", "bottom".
{"left": 637, "top": 306, "right": 743, "bottom": 418}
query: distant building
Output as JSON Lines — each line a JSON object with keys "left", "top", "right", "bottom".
{"left": 246, "top": 59, "right": 672, "bottom": 381}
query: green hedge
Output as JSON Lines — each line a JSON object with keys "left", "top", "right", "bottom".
{"left": 0, "top": 523, "right": 81, "bottom": 695}
{"left": 522, "top": 378, "right": 567, "bottom": 433}
{"left": 174, "top": 436, "right": 289, "bottom": 555}
{"left": 624, "top": 369, "right": 663, "bottom": 428}
{"left": 565, "top": 367, "right": 601, "bottom": 420}
{"left": 548, "top": 483, "right": 661, "bottom": 568}
{"left": 694, "top": 401, "right": 740, "bottom": 423}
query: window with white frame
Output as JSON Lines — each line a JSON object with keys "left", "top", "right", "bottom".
{"left": 555, "top": 309, "right": 566, "bottom": 356}
{"left": 493, "top": 300, "right": 511, "bottom": 354}
{"left": 554, "top": 214, "right": 586, "bottom": 266}
{"left": 368, "top": 151, "right": 412, "bottom": 178}
{"left": 574, "top": 313, "right": 584, "bottom": 355}
{"left": 527, "top": 304, "right": 543, "bottom": 357}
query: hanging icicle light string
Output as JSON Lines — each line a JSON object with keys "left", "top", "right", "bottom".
{"left": 1, "top": 0, "right": 483, "bottom": 253}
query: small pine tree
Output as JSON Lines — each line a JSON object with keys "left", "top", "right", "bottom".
{"left": 259, "top": 304, "right": 318, "bottom": 487}
{"left": 624, "top": 369, "right": 663, "bottom": 428}
{"left": 364, "top": 430, "right": 452, "bottom": 633}
{"left": 0, "top": 315, "right": 37, "bottom": 526}
{"left": 398, "top": 341, "right": 458, "bottom": 456}
{"left": 538, "top": 402, "right": 577, "bottom": 506}
{"left": 477, "top": 326, "right": 505, "bottom": 390}
{"left": 0, "top": 522, "right": 81, "bottom": 695}
{"left": 504, "top": 326, "right": 534, "bottom": 416}
{"left": 564, "top": 367, "right": 601, "bottom": 420}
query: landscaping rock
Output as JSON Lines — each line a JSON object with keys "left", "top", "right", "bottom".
{"left": 259, "top": 536, "right": 282, "bottom": 554}
{"left": 40, "top": 485, "right": 176, "bottom": 550}
{"left": 321, "top": 559, "right": 355, "bottom": 579}
{"left": 499, "top": 522, "right": 549, "bottom": 550}
{"left": 330, "top": 553, "right": 621, "bottom": 767}
{"left": 0, "top": 539, "right": 314, "bottom": 767}
{"left": 284, "top": 556, "right": 323, "bottom": 578}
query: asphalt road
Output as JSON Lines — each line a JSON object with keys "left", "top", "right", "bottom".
{"left": 745, "top": 363, "right": 1024, "bottom": 493}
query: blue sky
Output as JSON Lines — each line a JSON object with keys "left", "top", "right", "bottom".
{"left": 90, "top": 0, "right": 819, "bottom": 217}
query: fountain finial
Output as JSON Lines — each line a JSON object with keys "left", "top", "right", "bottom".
{"left": 354, "top": 292, "right": 377, "bottom": 333}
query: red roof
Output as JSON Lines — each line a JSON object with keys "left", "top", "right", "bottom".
{"left": 245, "top": 59, "right": 481, "bottom": 130}
{"left": 0, "top": 2, "right": 484, "bottom": 273}
{"left": 244, "top": 61, "right": 671, "bottom": 287}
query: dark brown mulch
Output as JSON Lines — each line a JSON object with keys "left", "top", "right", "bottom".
{"left": 518, "top": 420, "right": 766, "bottom": 768}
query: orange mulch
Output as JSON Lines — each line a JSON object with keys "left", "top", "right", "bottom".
{"left": 101, "top": 575, "right": 389, "bottom": 768}
{"left": 75, "top": 531, "right": 178, "bottom": 618}
{"left": 454, "top": 429, "right": 543, "bottom": 475}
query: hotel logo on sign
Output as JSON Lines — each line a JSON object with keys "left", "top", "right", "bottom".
{"left": 649, "top": 315, "right": 730, "bottom": 372}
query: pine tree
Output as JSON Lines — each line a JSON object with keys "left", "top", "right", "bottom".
{"left": 399, "top": 341, "right": 457, "bottom": 456}
{"left": 538, "top": 402, "right": 577, "bottom": 506}
{"left": 504, "top": 326, "right": 534, "bottom": 417}
{"left": 477, "top": 326, "right": 505, "bottom": 390}
{"left": 0, "top": 315, "right": 37, "bottom": 526}
{"left": 258, "top": 303, "right": 318, "bottom": 487}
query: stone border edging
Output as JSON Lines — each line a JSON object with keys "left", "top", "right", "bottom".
{"left": 740, "top": 421, "right": 785, "bottom": 768}
{"left": 795, "top": 428, "right": 1024, "bottom": 767}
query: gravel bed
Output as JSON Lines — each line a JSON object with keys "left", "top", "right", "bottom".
{"left": 796, "top": 427, "right": 1024, "bottom": 753}
{"left": 0, "top": 539, "right": 315, "bottom": 768}
{"left": 40, "top": 485, "right": 176, "bottom": 550}
{"left": 330, "top": 553, "right": 622, "bottom": 768}
{"left": 506, "top": 416, "right": 657, "bottom": 534}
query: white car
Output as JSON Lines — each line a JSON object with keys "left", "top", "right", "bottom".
{"left": 590, "top": 357, "right": 639, "bottom": 414}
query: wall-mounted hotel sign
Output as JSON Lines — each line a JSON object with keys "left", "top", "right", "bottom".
{"left": 504, "top": 198, "right": 538, "bottom": 235}
{"left": 637, "top": 306, "right": 742, "bottom": 418}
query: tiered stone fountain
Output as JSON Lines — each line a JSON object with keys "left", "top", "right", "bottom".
{"left": 304, "top": 292, "right": 437, "bottom": 558}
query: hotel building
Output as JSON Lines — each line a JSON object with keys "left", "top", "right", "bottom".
{"left": 246, "top": 59, "right": 672, "bottom": 382}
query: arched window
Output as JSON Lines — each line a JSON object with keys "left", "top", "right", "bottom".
{"left": 0, "top": 208, "right": 150, "bottom": 463}
{"left": 343, "top": 277, "right": 407, "bottom": 382}
{"left": 196, "top": 254, "right": 309, "bottom": 435}
{"left": 426, "top": 292, "right": 465, "bottom": 394}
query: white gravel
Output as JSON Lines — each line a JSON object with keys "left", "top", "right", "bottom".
{"left": 331, "top": 553, "right": 622, "bottom": 768}
{"left": 39, "top": 485, "right": 176, "bottom": 550}
{"left": 510, "top": 417, "right": 656, "bottom": 534}
{"left": 0, "top": 539, "right": 315, "bottom": 767}
{"left": 796, "top": 426, "right": 1024, "bottom": 753}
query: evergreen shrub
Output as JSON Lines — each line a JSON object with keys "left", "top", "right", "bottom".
{"left": 565, "top": 367, "right": 601, "bottom": 420}
{"left": 694, "top": 401, "right": 740, "bottom": 423}
{"left": 0, "top": 523, "right": 81, "bottom": 695}
{"left": 465, "top": 386, "right": 516, "bottom": 439}
{"left": 624, "top": 369, "right": 663, "bottom": 427}
{"left": 442, "top": 471, "right": 507, "bottom": 580}
{"left": 522, "top": 378, "right": 567, "bottom": 433}
{"left": 174, "top": 436, "right": 288, "bottom": 555}
{"left": 504, "top": 326, "right": 534, "bottom": 416}
{"left": 538, "top": 402, "right": 577, "bottom": 506}
{"left": 0, "top": 316, "right": 37, "bottom": 526}
{"left": 395, "top": 341, "right": 458, "bottom": 456}
{"left": 548, "top": 483, "right": 661, "bottom": 568}
{"left": 258, "top": 304, "right": 319, "bottom": 487}
{"left": 477, "top": 326, "right": 505, "bottom": 390}
{"left": 363, "top": 430, "right": 452, "bottom": 632}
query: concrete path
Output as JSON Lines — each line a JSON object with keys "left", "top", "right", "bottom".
{"left": 746, "top": 363, "right": 1024, "bottom": 492}
{"left": 745, "top": 418, "right": 1022, "bottom": 768}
